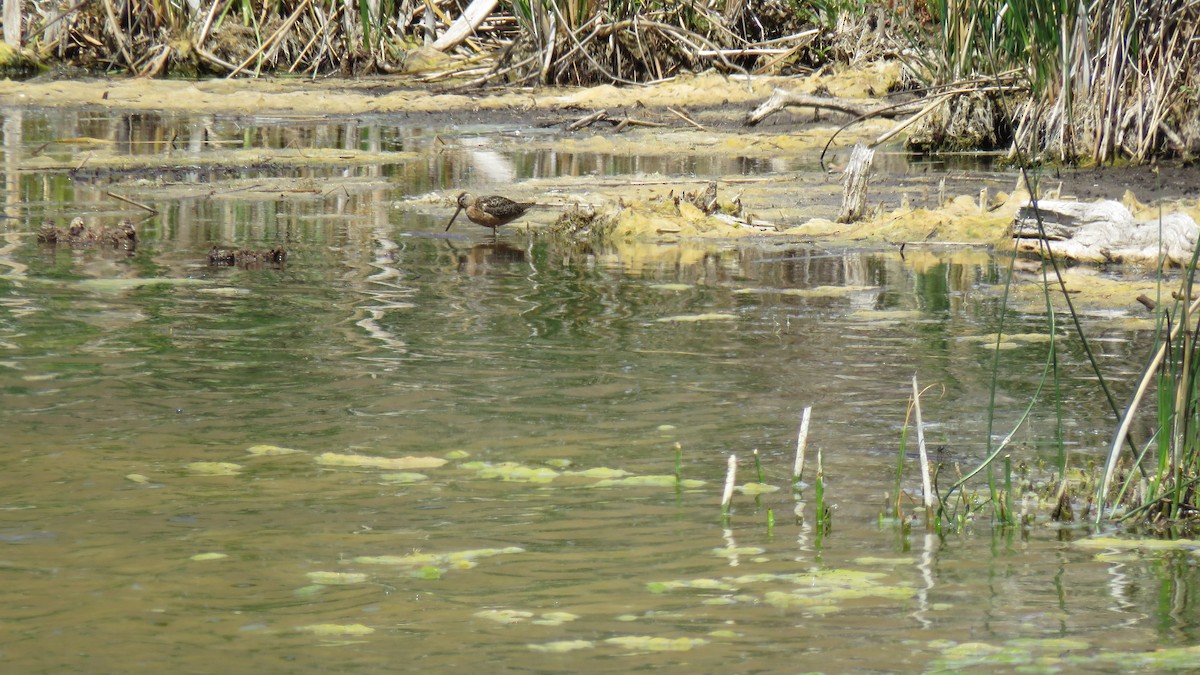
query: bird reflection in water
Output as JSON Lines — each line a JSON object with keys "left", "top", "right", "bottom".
{"left": 454, "top": 241, "right": 526, "bottom": 275}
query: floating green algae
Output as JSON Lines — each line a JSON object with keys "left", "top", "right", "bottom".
{"left": 961, "top": 332, "right": 1055, "bottom": 349}
{"left": 1079, "top": 644, "right": 1200, "bottom": 669}
{"left": 762, "top": 592, "right": 840, "bottom": 612}
{"left": 354, "top": 546, "right": 525, "bottom": 576}
{"left": 306, "top": 571, "right": 368, "bottom": 585}
{"left": 925, "top": 637, "right": 1096, "bottom": 672}
{"left": 189, "top": 552, "right": 228, "bottom": 561}
{"left": 734, "top": 285, "right": 880, "bottom": 297}
{"left": 1072, "top": 536, "right": 1200, "bottom": 552}
{"left": 532, "top": 611, "right": 580, "bottom": 626}
{"left": 296, "top": 623, "right": 375, "bottom": 637}
{"left": 655, "top": 313, "right": 738, "bottom": 322}
{"left": 246, "top": 444, "right": 305, "bottom": 456}
{"left": 185, "top": 461, "right": 243, "bottom": 476}
{"left": 604, "top": 635, "right": 708, "bottom": 651}
{"left": 736, "top": 482, "right": 779, "bottom": 495}
{"left": 712, "top": 546, "right": 766, "bottom": 558}
{"left": 445, "top": 450, "right": 471, "bottom": 460}
{"left": 474, "top": 608, "right": 579, "bottom": 627}
{"left": 528, "top": 640, "right": 595, "bottom": 653}
{"left": 378, "top": 472, "right": 428, "bottom": 483}
{"left": 847, "top": 309, "right": 924, "bottom": 322}
{"left": 474, "top": 609, "right": 534, "bottom": 625}
{"left": 649, "top": 568, "right": 914, "bottom": 609}
{"left": 854, "top": 556, "right": 915, "bottom": 566}
{"left": 563, "top": 467, "right": 630, "bottom": 479}
{"left": 315, "top": 452, "right": 447, "bottom": 470}
{"left": 591, "top": 475, "right": 705, "bottom": 488}
{"left": 75, "top": 277, "right": 213, "bottom": 293}
{"left": 460, "top": 461, "right": 559, "bottom": 483}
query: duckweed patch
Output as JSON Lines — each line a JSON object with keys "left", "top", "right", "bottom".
{"left": 562, "top": 467, "right": 630, "bottom": 479}
{"left": 75, "top": 277, "right": 213, "bottom": 293}
{"left": 712, "top": 546, "right": 766, "bottom": 558}
{"left": 306, "top": 571, "right": 369, "bottom": 585}
{"left": 734, "top": 285, "right": 881, "bottom": 297}
{"left": 655, "top": 313, "right": 738, "bottom": 322}
{"left": 528, "top": 640, "right": 595, "bottom": 653}
{"left": 532, "top": 611, "right": 580, "bottom": 626}
{"left": 474, "top": 609, "right": 535, "bottom": 625}
{"left": 928, "top": 637, "right": 1094, "bottom": 672}
{"left": 246, "top": 444, "right": 305, "bottom": 456}
{"left": 459, "top": 461, "right": 560, "bottom": 483}
{"left": 315, "top": 452, "right": 447, "bottom": 470}
{"left": 1080, "top": 644, "right": 1200, "bottom": 669}
{"left": 185, "top": 461, "right": 243, "bottom": 476}
{"left": 353, "top": 546, "right": 525, "bottom": 577}
{"left": 648, "top": 568, "right": 914, "bottom": 610}
{"left": 473, "top": 609, "right": 579, "bottom": 626}
{"left": 591, "top": 475, "right": 706, "bottom": 488}
{"left": 1072, "top": 536, "right": 1200, "bottom": 552}
{"left": 378, "top": 472, "right": 429, "bottom": 483}
{"left": 604, "top": 635, "right": 708, "bottom": 651}
{"left": 736, "top": 482, "right": 779, "bottom": 495}
{"left": 960, "top": 333, "right": 1055, "bottom": 349}
{"left": 296, "top": 623, "right": 375, "bottom": 637}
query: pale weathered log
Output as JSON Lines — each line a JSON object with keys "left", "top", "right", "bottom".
{"left": 3, "top": 0, "right": 20, "bottom": 47}
{"left": 1012, "top": 199, "right": 1200, "bottom": 265}
{"left": 745, "top": 88, "right": 919, "bottom": 126}
{"left": 836, "top": 143, "right": 874, "bottom": 224}
{"left": 431, "top": 0, "right": 498, "bottom": 52}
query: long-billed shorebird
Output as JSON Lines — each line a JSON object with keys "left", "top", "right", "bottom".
{"left": 444, "top": 192, "right": 534, "bottom": 234}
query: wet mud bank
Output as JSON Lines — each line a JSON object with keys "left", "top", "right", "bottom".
{"left": 3, "top": 72, "right": 1198, "bottom": 260}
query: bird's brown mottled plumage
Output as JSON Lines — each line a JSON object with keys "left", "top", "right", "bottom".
{"left": 445, "top": 192, "right": 534, "bottom": 233}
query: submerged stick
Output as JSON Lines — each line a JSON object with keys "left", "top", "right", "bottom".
{"left": 566, "top": 109, "right": 607, "bottom": 131}
{"left": 794, "top": 406, "right": 811, "bottom": 485}
{"left": 1100, "top": 292, "right": 1200, "bottom": 515}
{"left": 668, "top": 106, "right": 707, "bottom": 131}
{"left": 720, "top": 454, "right": 736, "bottom": 517}
{"left": 106, "top": 191, "right": 157, "bottom": 215}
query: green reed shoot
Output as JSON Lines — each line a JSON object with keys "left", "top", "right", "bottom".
{"left": 674, "top": 442, "right": 682, "bottom": 484}
{"left": 753, "top": 448, "right": 764, "bottom": 484}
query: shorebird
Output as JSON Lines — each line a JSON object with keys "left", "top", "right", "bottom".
{"left": 444, "top": 192, "right": 534, "bottom": 234}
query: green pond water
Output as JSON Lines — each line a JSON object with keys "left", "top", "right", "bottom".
{"left": 1, "top": 107, "right": 1198, "bottom": 673}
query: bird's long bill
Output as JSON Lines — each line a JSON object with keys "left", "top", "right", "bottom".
{"left": 444, "top": 206, "right": 463, "bottom": 232}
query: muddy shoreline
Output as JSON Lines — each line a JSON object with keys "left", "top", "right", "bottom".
{"left": 3, "top": 73, "right": 1198, "bottom": 241}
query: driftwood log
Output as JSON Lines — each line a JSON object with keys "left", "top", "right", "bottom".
{"left": 1012, "top": 199, "right": 1200, "bottom": 265}
{"left": 745, "top": 88, "right": 920, "bottom": 126}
